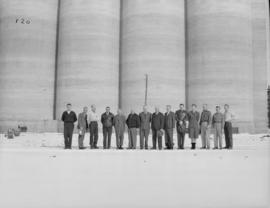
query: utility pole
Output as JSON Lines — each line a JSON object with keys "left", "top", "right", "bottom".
{"left": 144, "top": 74, "right": 148, "bottom": 106}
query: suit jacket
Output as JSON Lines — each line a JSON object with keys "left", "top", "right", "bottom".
{"left": 139, "top": 112, "right": 152, "bottom": 130}
{"left": 188, "top": 111, "right": 200, "bottom": 129}
{"left": 113, "top": 114, "right": 126, "bottom": 134}
{"left": 164, "top": 111, "right": 175, "bottom": 129}
{"left": 77, "top": 112, "right": 88, "bottom": 132}
{"left": 151, "top": 112, "right": 164, "bottom": 130}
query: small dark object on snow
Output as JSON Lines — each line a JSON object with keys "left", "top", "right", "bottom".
{"left": 18, "top": 125, "right": 27, "bottom": 132}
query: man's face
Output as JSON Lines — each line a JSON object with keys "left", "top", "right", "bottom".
{"left": 130, "top": 110, "right": 134, "bottom": 114}
{"left": 216, "top": 107, "right": 220, "bottom": 113}
{"left": 166, "top": 105, "right": 171, "bottom": 112}
{"left": 143, "top": 106, "right": 147, "bottom": 113}
{"left": 67, "top": 105, "right": 71, "bottom": 111}
{"left": 155, "top": 107, "right": 159, "bottom": 113}
{"left": 83, "top": 107, "right": 88, "bottom": 113}
{"left": 203, "top": 104, "right": 207, "bottom": 111}
{"left": 180, "top": 105, "right": 184, "bottom": 110}
{"left": 91, "top": 105, "right": 96, "bottom": 112}
{"left": 117, "top": 109, "right": 121, "bottom": 115}
{"left": 192, "top": 105, "right": 196, "bottom": 111}
{"left": 224, "top": 105, "right": 229, "bottom": 111}
{"left": 106, "top": 107, "right": 110, "bottom": 113}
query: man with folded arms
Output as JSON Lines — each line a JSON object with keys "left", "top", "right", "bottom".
{"left": 101, "top": 107, "right": 114, "bottom": 149}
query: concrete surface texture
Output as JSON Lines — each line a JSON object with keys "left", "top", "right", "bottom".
{"left": 55, "top": 0, "right": 120, "bottom": 118}
{"left": 120, "top": 0, "right": 185, "bottom": 114}
{"left": 0, "top": 0, "right": 58, "bottom": 127}
{"left": 0, "top": 133, "right": 269, "bottom": 208}
{"left": 251, "top": 0, "right": 269, "bottom": 133}
{"left": 186, "top": 0, "right": 254, "bottom": 132}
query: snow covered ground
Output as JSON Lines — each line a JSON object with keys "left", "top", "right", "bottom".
{"left": 0, "top": 132, "right": 269, "bottom": 208}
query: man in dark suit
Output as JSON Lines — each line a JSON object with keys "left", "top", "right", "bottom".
{"left": 101, "top": 106, "right": 114, "bottom": 149}
{"left": 139, "top": 105, "right": 152, "bottom": 149}
{"left": 61, "top": 103, "right": 77, "bottom": 149}
{"left": 151, "top": 107, "right": 164, "bottom": 150}
{"left": 77, "top": 106, "right": 88, "bottom": 149}
{"left": 164, "top": 105, "right": 175, "bottom": 149}
{"left": 175, "top": 104, "right": 187, "bottom": 149}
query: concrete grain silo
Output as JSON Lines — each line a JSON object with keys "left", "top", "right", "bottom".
{"left": 251, "top": 0, "right": 269, "bottom": 133}
{"left": 186, "top": 0, "right": 254, "bottom": 132}
{"left": 120, "top": 0, "right": 185, "bottom": 114}
{"left": 0, "top": 0, "right": 58, "bottom": 131}
{"left": 56, "top": 0, "right": 120, "bottom": 117}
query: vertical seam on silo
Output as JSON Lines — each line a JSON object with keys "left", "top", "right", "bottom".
{"left": 184, "top": 0, "right": 189, "bottom": 108}
{"left": 119, "top": 0, "right": 123, "bottom": 109}
{"left": 53, "top": 0, "right": 61, "bottom": 120}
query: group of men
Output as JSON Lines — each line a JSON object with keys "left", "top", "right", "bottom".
{"left": 61, "top": 103, "right": 234, "bottom": 150}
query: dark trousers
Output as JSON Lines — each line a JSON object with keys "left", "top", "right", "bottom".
{"left": 103, "top": 127, "right": 112, "bottom": 149}
{"left": 64, "top": 123, "right": 74, "bottom": 148}
{"left": 164, "top": 128, "right": 174, "bottom": 149}
{"left": 224, "top": 122, "right": 233, "bottom": 148}
{"left": 177, "top": 132, "right": 185, "bottom": 149}
{"left": 89, "top": 122, "right": 98, "bottom": 147}
{"left": 152, "top": 129, "right": 162, "bottom": 150}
